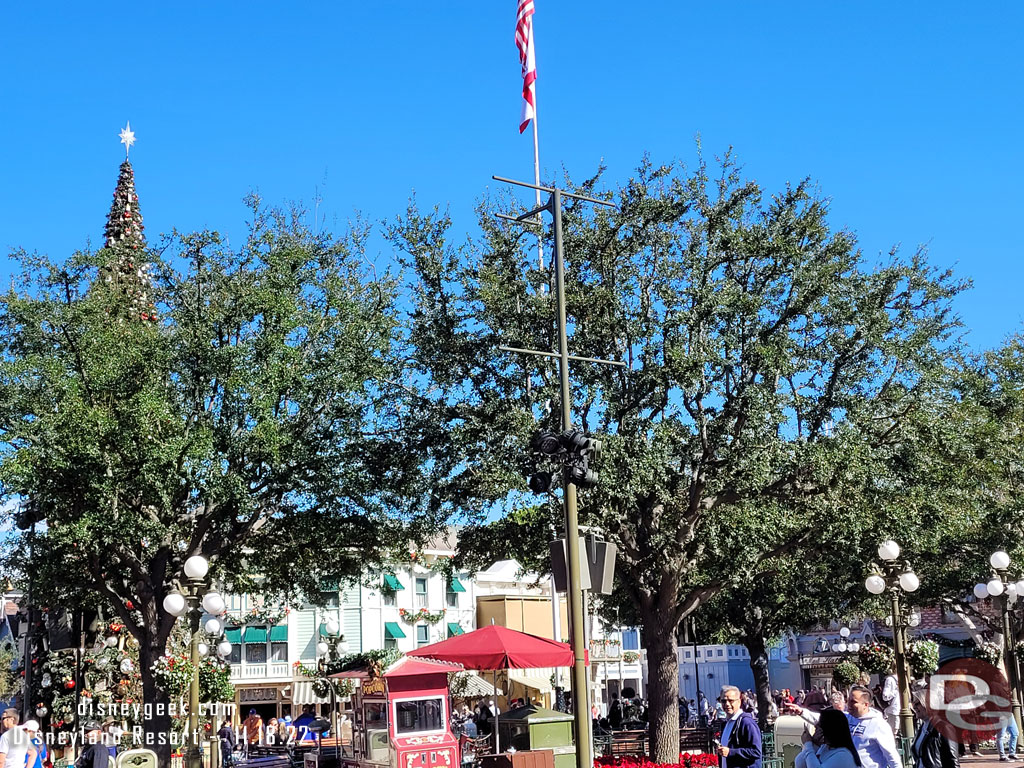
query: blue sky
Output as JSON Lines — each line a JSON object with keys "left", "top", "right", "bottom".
{"left": 1, "top": 2, "right": 1021, "bottom": 350}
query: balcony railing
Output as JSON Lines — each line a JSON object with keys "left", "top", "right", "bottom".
{"left": 229, "top": 662, "right": 291, "bottom": 681}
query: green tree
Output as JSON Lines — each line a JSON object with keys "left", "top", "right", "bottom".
{"left": 389, "top": 152, "right": 964, "bottom": 761}
{"left": 0, "top": 183, "right": 435, "bottom": 760}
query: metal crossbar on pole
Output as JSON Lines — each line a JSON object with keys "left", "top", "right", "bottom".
{"left": 493, "top": 174, "right": 619, "bottom": 768}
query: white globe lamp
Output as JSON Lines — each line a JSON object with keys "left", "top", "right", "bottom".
{"left": 899, "top": 571, "right": 920, "bottom": 593}
{"left": 205, "top": 618, "right": 223, "bottom": 635}
{"left": 183, "top": 555, "right": 209, "bottom": 580}
{"left": 991, "top": 551, "right": 1011, "bottom": 570}
{"left": 878, "top": 541, "right": 901, "bottom": 562}
{"left": 987, "top": 578, "right": 1005, "bottom": 596}
{"left": 839, "top": 626, "right": 851, "bottom": 638}
{"left": 163, "top": 592, "right": 188, "bottom": 617}
{"left": 865, "top": 575, "right": 886, "bottom": 595}
{"left": 217, "top": 640, "right": 232, "bottom": 657}
{"left": 325, "top": 619, "right": 341, "bottom": 637}
{"left": 198, "top": 643, "right": 209, "bottom": 657}
{"left": 836, "top": 642, "right": 847, "bottom": 653}
{"left": 974, "top": 583, "right": 990, "bottom": 599}
{"left": 202, "top": 592, "right": 226, "bottom": 615}
{"left": 317, "top": 641, "right": 329, "bottom": 656}
{"left": 336, "top": 640, "right": 349, "bottom": 656}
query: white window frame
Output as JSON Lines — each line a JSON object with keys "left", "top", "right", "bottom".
{"left": 391, "top": 694, "right": 447, "bottom": 737}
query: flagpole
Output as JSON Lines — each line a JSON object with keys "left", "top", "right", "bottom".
{"left": 531, "top": 90, "right": 544, "bottom": 272}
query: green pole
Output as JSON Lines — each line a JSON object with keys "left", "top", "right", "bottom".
{"left": 890, "top": 591, "right": 914, "bottom": 740}
{"left": 551, "top": 188, "right": 593, "bottom": 768}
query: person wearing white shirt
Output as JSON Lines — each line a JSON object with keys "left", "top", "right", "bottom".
{"left": 789, "top": 686, "right": 902, "bottom": 768}
{"left": 0, "top": 708, "right": 37, "bottom": 768}
{"left": 882, "top": 672, "right": 899, "bottom": 734}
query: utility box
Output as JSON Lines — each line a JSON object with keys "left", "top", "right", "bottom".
{"left": 496, "top": 705, "right": 575, "bottom": 768}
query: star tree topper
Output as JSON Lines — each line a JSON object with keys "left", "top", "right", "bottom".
{"left": 118, "top": 121, "right": 136, "bottom": 158}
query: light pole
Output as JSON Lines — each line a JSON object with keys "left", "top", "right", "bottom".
{"left": 163, "top": 555, "right": 229, "bottom": 768}
{"left": 972, "top": 550, "right": 1024, "bottom": 731}
{"left": 493, "top": 174, "right": 619, "bottom": 768}
{"left": 865, "top": 540, "right": 919, "bottom": 740}
{"left": 317, "top": 617, "right": 349, "bottom": 762}
{"left": 834, "top": 626, "right": 861, "bottom": 655}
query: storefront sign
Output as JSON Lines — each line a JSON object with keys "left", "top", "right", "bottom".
{"left": 362, "top": 677, "right": 386, "bottom": 696}
{"left": 240, "top": 687, "right": 279, "bottom": 702}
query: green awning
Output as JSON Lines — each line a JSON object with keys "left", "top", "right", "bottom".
{"left": 269, "top": 625, "right": 288, "bottom": 642}
{"left": 449, "top": 577, "right": 466, "bottom": 593}
{"left": 225, "top": 628, "right": 241, "bottom": 644}
{"left": 447, "top": 623, "right": 464, "bottom": 637}
{"left": 383, "top": 574, "right": 404, "bottom": 591}
{"left": 243, "top": 626, "right": 267, "bottom": 643}
{"left": 384, "top": 622, "right": 406, "bottom": 639}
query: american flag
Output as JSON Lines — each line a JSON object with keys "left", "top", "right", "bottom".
{"left": 516, "top": 0, "right": 536, "bottom": 134}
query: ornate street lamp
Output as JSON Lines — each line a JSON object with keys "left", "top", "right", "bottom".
{"left": 317, "top": 619, "right": 349, "bottom": 762}
{"left": 973, "top": 550, "right": 1024, "bottom": 731}
{"left": 865, "top": 540, "right": 919, "bottom": 739}
{"left": 163, "top": 555, "right": 229, "bottom": 768}
{"left": 834, "top": 626, "right": 861, "bottom": 654}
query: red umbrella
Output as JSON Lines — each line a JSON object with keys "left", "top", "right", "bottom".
{"left": 408, "top": 624, "right": 573, "bottom": 669}
{"left": 411, "top": 626, "right": 572, "bottom": 755}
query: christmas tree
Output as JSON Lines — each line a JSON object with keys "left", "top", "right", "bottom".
{"left": 99, "top": 122, "right": 158, "bottom": 323}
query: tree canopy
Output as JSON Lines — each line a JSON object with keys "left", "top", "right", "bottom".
{"left": 390, "top": 152, "right": 966, "bottom": 760}
{"left": 0, "top": 198, "right": 438, "bottom": 753}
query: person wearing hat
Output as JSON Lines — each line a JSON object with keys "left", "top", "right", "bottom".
{"left": 74, "top": 721, "right": 109, "bottom": 768}
{"left": 0, "top": 708, "right": 37, "bottom": 768}
{"left": 22, "top": 721, "right": 47, "bottom": 768}
{"left": 242, "top": 709, "right": 263, "bottom": 747}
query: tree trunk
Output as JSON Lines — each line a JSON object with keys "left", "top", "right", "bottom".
{"left": 743, "top": 630, "right": 772, "bottom": 729}
{"left": 138, "top": 639, "right": 174, "bottom": 764}
{"left": 644, "top": 615, "right": 680, "bottom": 763}
{"left": 136, "top": 599, "right": 174, "bottom": 766}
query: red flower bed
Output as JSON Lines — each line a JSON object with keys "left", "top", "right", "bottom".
{"left": 595, "top": 753, "right": 718, "bottom": 768}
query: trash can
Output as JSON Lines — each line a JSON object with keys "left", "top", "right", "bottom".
{"left": 495, "top": 706, "right": 575, "bottom": 768}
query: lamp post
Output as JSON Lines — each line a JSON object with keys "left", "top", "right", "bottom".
{"left": 163, "top": 555, "right": 229, "bottom": 768}
{"left": 972, "top": 550, "right": 1024, "bottom": 731}
{"left": 865, "top": 540, "right": 919, "bottom": 740}
{"left": 834, "top": 626, "right": 861, "bottom": 655}
{"left": 318, "top": 617, "right": 349, "bottom": 762}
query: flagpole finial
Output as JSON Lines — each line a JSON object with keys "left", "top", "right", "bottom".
{"left": 118, "top": 121, "right": 136, "bottom": 159}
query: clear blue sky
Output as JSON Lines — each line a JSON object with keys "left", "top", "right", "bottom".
{"left": 1, "top": 2, "right": 1021, "bottom": 350}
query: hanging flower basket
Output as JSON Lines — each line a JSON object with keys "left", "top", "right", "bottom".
{"left": 858, "top": 642, "right": 895, "bottom": 675}
{"left": 908, "top": 640, "right": 940, "bottom": 678}
{"left": 833, "top": 660, "right": 861, "bottom": 689}
{"left": 975, "top": 641, "right": 1002, "bottom": 665}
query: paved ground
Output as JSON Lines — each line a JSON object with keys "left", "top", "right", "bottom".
{"left": 961, "top": 749, "right": 1017, "bottom": 768}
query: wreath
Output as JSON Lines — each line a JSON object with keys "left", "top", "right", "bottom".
{"left": 622, "top": 651, "right": 640, "bottom": 664}
{"left": 399, "top": 608, "right": 446, "bottom": 625}
{"left": 230, "top": 606, "right": 290, "bottom": 627}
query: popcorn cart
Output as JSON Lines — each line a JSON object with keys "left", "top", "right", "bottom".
{"left": 333, "top": 656, "right": 463, "bottom": 768}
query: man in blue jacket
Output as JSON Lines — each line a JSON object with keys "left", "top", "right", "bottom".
{"left": 717, "top": 685, "right": 762, "bottom": 768}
